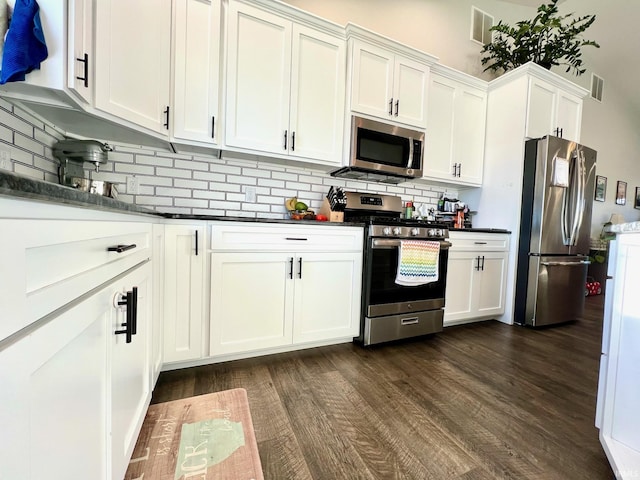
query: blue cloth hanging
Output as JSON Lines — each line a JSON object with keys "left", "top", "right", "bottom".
{"left": 0, "top": 0, "right": 48, "bottom": 84}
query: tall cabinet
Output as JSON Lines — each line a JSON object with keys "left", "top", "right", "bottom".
{"left": 459, "top": 62, "right": 588, "bottom": 325}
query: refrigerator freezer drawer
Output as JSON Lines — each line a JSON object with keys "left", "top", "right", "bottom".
{"left": 523, "top": 255, "right": 588, "bottom": 326}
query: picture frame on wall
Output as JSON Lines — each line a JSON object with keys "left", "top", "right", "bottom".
{"left": 616, "top": 181, "right": 627, "bottom": 205}
{"left": 635, "top": 187, "right": 640, "bottom": 210}
{"left": 595, "top": 175, "right": 607, "bottom": 202}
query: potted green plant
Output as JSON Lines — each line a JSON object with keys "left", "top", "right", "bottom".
{"left": 480, "top": 0, "right": 599, "bottom": 76}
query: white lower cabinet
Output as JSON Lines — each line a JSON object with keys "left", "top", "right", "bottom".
{"left": 209, "top": 223, "right": 363, "bottom": 358}
{"left": 444, "top": 232, "right": 509, "bottom": 326}
{"left": 163, "top": 224, "right": 206, "bottom": 363}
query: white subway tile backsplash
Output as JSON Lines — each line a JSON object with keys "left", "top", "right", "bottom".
{"left": 257, "top": 178, "right": 285, "bottom": 188}
{"left": 227, "top": 175, "right": 257, "bottom": 186}
{"left": 0, "top": 108, "right": 33, "bottom": 137}
{"left": 14, "top": 162, "right": 43, "bottom": 179}
{"left": 156, "top": 186, "right": 193, "bottom": 198}
{"left": 175, "top": 198, "right": 209, "bottom": 208}
{"left": 135, "top": 195, "right": 173, "bottom": 206}
{"left": 194, "top": 170, "right": 226, "bottom": 182}
{"left": 209, "top": 182, "right": 241, "bottom": 193}
{"left": 0, "top": 125, "right": 12, "bottom": 143}
{"left": 14, "top": 133, "right": 44, "bottom": 156}
{"left": 139, "top": 175, "right": 173, "bottom": 187}
{"left": 175, "top": 159, "right": 209, "bottom": 171}
{"left": 241, "top": 167, "right": 271, "bottom": 178}
{"left": 115, "top": 163, "right": 155, "bottom": 175}
{"left": 136, "top": 154, "right": 172, "bottom": 167}
{"left": 211, "top": 164, "right": 242, "bottom": 175}
{"left": 156, "top": 166, "right": 190, "bottom": 178}
{"left": 209, "top": 200, "right": 242, "bottom": 210}
{"left": 174, "top": 178, "right": 209, "bottom": 190}
{"left": 272, "top": 171, "right": 298, "bottom": 181}
{"left": 193, "top": 190, "right": 225, "bottom": 200}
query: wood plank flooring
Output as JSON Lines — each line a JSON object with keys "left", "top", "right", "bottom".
{"left": 152, "top": 296, "right": 614, "bottom": 479}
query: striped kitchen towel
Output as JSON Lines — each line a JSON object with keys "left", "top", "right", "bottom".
{"left": 395, "top": 240, "right": 440, "bottom": 286}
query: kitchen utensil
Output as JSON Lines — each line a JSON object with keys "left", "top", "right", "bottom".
{"left": 66, "top": 177, "right": 119, "bottom": 198}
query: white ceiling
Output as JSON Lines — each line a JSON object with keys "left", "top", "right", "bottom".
{"left": 500, "top": 0, "right": 640, "bottom": 118}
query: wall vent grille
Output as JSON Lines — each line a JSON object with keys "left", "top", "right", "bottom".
{"left": 591, "top": 74, "right": 604, "bottom": 102}
{"left": 471, "top": 6, "right": 494, "bottom": 45}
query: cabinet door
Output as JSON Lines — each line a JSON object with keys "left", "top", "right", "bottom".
{"left": 95, "top": 0, "right": 171, "bottom": 134}
{"left": 150, "top": 224, "right": 165, "bottom": 386}
{"left": 210, "top": 252, "right": 294, "bottom": 355}
{"left": 525, "top": 78, "right": 556, "bottom": 140}
{"left": 225, "top": 2, "right": 292, "bottom": 153}
{"left": 444, "top": 251, "right": 477, "bottom": 325}
{"left": 293, "top": 252, "right": 362, "bottom": 343}
{"left": 27, "top": 286, "right": 109, "bottom": 480}
{"left": 393, "top": 56, "right": 429, "bottom": 128}
{"left": 110, "top": 263, "right": 151, "bottom": 480}
{"left": 172, "top": 0, "right": 221, "bottom": 144}
{"left": 475, "top": 252, "right": 507, "bottom": 317}
{"left": 453, "top": 87, "right": 486, "bottom": 185}
{"left": 289, "top": 24, "right": 346, "bottom": 164}
{"left": 67, "top": 0, "right": 93, "bottom": 103}
{"left": 350, "top": 40, "right": 394, "bottom": 120}
{"left": 163, "top": 225, "right": 205, "bottom": 363}
{"left": 556, "top": 91, "right": 582, "bottom": 142}
{"left": 424, "top": 75, "right": 456, "bottom": 180}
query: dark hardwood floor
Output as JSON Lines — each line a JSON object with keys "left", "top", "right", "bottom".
{"left": 152, "top": 296, "right": 614, "bottom": 479}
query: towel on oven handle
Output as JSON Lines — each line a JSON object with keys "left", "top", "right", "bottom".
{"left": 395, "top": 240, "right": 440, "bottom": 286}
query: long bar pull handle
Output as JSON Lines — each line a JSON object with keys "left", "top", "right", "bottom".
{"left": 195, "top": 230, "right": 199, "bottom": 256}
{"left": 541, "top": 260, "right": 591, "bottom": 266}
{"left": 452, "top": 163, "right": 457, "bottom": 177}
{"left": 115, "top": 291, "right": 133, "bottom": 343}
{"left": 457, "top": 163, "right": 462, "bottom": 177}
{"left": 283, "top": 130, "right": 288, "bottom": 150}
{"left": 76, "top": 53, "right": 89, "bottom": 87}
{"left": 108, "top": 244, "right": 137, "bottom": 253}
{"left": 163, "top": 106, "right": 170, "bottom": 130}
{"left": 298, "top": 257, "right": 303, "bottom": 279}
{"left": 401, "top": 317, "right": 419, "bottom": 326}
{"left": 395, "top": 99, "right": 399, "bottom": 116}
{"left": 481, "top": 255, "right": 485, "bottom": 271}
{"left": 211, "top": 116, "right": 215, "bottom": 139}
{"left": 289, "top": 257, "right": 294, "bottom": 279}
{"left": 291, "top": 131, "right": 295, "bottom": 151}
{"left": 389, "top": 98, "right": 393, "bottom": 116}
{"left": 131, "top": 287, "right": 138, "bottom": 335}
{"left": 474, "top": 242, "right": 487, "bottom": 245}
{"left": 475, "top": 256, "right": 480, "bottom": 271}
{"left": 285, "top": 237, "right": 308, "bottom": 241}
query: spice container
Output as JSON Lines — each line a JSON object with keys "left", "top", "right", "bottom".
{"left": 405, "top": 201, "right": 414, "bottom": 219}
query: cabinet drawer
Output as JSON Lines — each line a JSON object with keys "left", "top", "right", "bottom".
{"left": 1, "top": 220, "right": 151, "bottom": 340}
{"left": 448, "top": 232, "right": 509, "bottom": 251}
{"left": 210, "top": 222, "right": 364, "bottom": 251}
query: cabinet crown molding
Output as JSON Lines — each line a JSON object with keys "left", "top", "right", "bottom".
{"left": 345, "top": 23, "right": 438, "bottom": 66}
{"left": 488, "top": 61, "right": 589, "bottom": 98}
{"left": 430, "top": 63, "right": 488, "bottom": 91}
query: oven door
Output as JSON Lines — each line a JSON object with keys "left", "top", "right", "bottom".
{"left": 365, "top": 238, "right": 450, "bottom": 317}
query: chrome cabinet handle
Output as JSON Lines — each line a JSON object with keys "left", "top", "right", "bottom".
{"left": 107, "top": 244, "right": 137, "bottom": 253}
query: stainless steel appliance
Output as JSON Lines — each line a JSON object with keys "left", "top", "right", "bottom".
{"left": 343, "top": 191, "right": 450, "bottom": 345}
{"left": 514, "top": 136, "right": 597, "bottom": 326}
{"left": 52, "top": 139, "right": 116, "bottom": 197}
{"left": 330, "top": 116, "right": 424, "bottom": 184}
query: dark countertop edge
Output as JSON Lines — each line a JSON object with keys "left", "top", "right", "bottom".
{"left": 163, "top": 213, "right": 365, "bottom": 227}
{"left": 449, "top": 228, "right": 512, "bottom": 234}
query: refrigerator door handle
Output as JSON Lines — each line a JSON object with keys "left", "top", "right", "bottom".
{"left": 570, "top": 149, "right": 587, "bottom": 245}
{"left": 541, "top": 260, "right": 591, "bottom": 266}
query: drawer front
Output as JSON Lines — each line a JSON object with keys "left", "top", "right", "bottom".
{"left": 1, "top": 220, "right": 151, "bottom": 340}
{"left": 448, "top": 232, "right": 510, "bottom": 251}
{"left": 210, "top": 222, "right": 364, "bottom": 252}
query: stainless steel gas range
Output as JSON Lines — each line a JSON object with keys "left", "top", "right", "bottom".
{"left": 342, "top": 191, "right": 451, "bottom": 346}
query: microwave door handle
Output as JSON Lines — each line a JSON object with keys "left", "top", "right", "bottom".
{"left": 407, "top": 139, "right": 414, "bottom": 169}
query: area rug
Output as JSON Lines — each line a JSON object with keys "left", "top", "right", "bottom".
{"left": 124, "top": 388, "right": 264, "bottom": 480}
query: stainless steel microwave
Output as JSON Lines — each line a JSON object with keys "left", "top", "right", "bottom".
{"left": 331, "top": 116, "right": 424, "bottom": 184}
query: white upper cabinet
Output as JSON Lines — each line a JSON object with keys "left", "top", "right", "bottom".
{"left": 225, "top": 0, "right": 346, "bottom": 165}
{"left": 67, "top": 0, "right": 93, "bottom": 104}
{"left": 423, "top": 67, "right": 487, "bottom": 186}
{"left": 95, "top": 0, "right": 172, "bottom": 135}
{"left": 525, "top": 75, "right": 583, "bottom": 142}
{"left": 347, "top": 26, "right": 436, "bottom": 129}
{"left": 171, "top": 0, "right": 221, "bottom": 145}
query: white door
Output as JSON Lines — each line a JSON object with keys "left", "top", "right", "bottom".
{"left": 210, "top": 252, "right": 294, "bottom": 355}
{"left": 172, "top": 0, "right": 221, "bottom": 144}
{"left": 444, "top": 251, "right": 476, "bottom": 325}
{"left": 289, "top": 24, "right": 345, "bottom": 164}
{"left": 163, "top": 224, "right": 205, "bottom": 363}
{"left": 94, "top": 0, "right": 171, "bottom": 134}
{"left": 67, "top": 0, "right": 93, "bottom": 103}
{"left": 525, "top": 78, "right": 556, "bottom": 139}
{"left": 293, "top": 252, "right": 362, "bottom": 343}
{"left": 350, "top": 40, "right": 394, "bottom": 120}
{"left": 18, "top": 285, "right": 110, "bottom": 480}
{"left": 393, "top": 56, "right": 429, "bottom": 128}
{"left": 475, "top": 252, "right": 507, "bottom": 317}
{"left": 556, "top": 91, "right": 582, "bottom": 142}
{"left": 225, "top": 2, "right": 292, "bottom": 153}
{"left": 454, "top": 87, "right": 486, "bottom": 185}
{"left": 424, "top": 75, "right": 456, "bottom": 180}
{"left": 110, "top": 263, "right": 151, "bottom": 480}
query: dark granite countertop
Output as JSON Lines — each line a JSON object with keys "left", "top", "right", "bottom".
{"left": 449, "top": 227, "right": 512, "bottom": 234}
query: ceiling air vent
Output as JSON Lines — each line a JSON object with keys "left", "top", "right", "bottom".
{"left": 591, "top": 73, "right": 604, "bottom": 102}
{"left": 471, "top": 6, "right": 494, "bottom": 44}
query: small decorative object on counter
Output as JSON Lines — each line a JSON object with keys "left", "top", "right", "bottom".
{"left": 405, "top": 201, "right": 414, "bottom": 219}
{"left": 327, "top": 186, "right": 347, "bottom": 212}
{"left": 285, "top": 196, "right": 315, "bottom": 220}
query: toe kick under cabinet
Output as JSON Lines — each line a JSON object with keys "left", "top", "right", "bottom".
{"left": 209, "top": 222, "right": 364, "bottom": 359}
{"left": 444, "top": 231, "right": 510, "bottom": 326}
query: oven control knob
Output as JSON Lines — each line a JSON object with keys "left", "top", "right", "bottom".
{"left": 428, "top": 229, "right": 436, "bottom": 236}
{"left": 383, "top": 227, "right": 392, "bottom": 236}
{"left": 411, "top": 228, "right": 420, "bottom": 236}
{"left": 392, "top": 227, "right": 402, "bottom": 236}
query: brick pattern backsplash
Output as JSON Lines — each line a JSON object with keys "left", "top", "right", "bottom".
{"left": 0, "top": 99, "right": 458, "bottom": 218}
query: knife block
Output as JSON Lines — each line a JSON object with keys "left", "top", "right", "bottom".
{"left": 320, "top": 198, "right": 344, "bottom": 222}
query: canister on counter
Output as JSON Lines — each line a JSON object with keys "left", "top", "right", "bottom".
{"left": 405, "top": 201, "right": 414, "bottom": 219}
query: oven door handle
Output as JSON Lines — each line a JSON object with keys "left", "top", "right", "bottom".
{"left": 371, "top": 239, "right": 451, "bottom": 249}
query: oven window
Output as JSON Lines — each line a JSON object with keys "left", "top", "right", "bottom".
{"left": 368, "top": 246, "right": 448, "bottom": 306}
{"left": 357, "top": 128, "right": 410, "bottom": 168}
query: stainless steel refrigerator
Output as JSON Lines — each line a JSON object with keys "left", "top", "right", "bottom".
{"left": 514, "top": 136, "right": 597, "bottom": 326}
